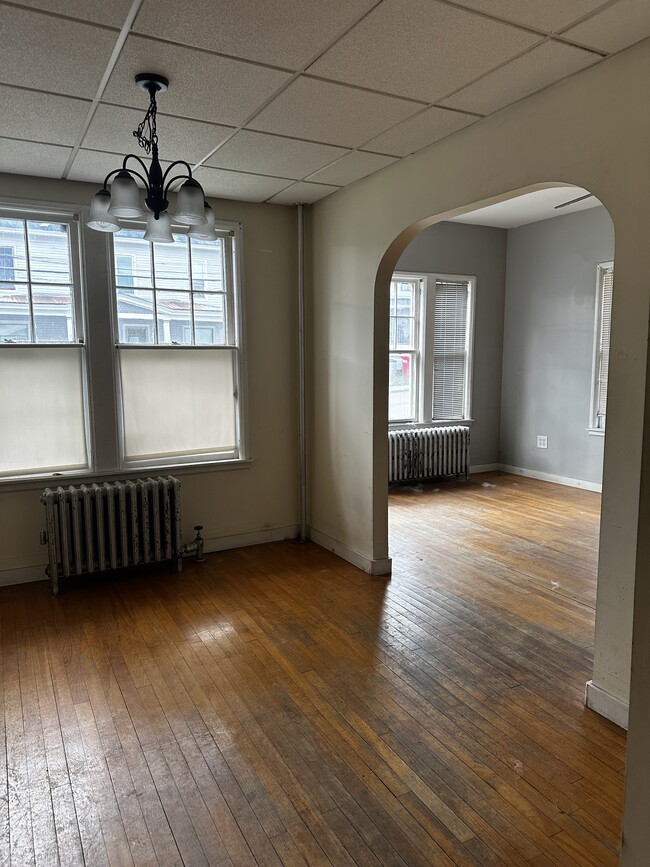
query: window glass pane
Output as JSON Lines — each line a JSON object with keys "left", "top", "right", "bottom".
{"left": 156, "top": 289, "right": 192, "bottom": 345}
{"left": 27, "top": 221, "right": 71, "bottom": 283}
{"left": 119, "top": 347, "right": 236, "bottom": 460}
{"left": 153, "top": 233, "right": 190, "bottom": 289}
{"left": 389, "top": 353, "right": 416, "bottom": 421}
{"left": 191, "top": 238, "right": 224, "bottom": 292}
{"left": 194, "top": 293, "right": 226, "bottom": 345}
{"left": 33, "top": 285, "right": 74, "bottom": 342}
{"left": 117, "top": 289, "right": 155, "bottom": 343}
{"left": 0, "top": 285, "right": 31, "bottom": 342}
{"left": 394, "top": 281, "right": 415, "bottom": 316}
{"left": 114, "top": 231, "right": 152, "bottom": 287}
{"left": 394, "top": 317, "right": 414, "bottom": 350}
{"left": 0, "top": 346, "right": 87, "bottom": 475}
{"left": 0, "top": 219, "right": 27, "bottom": 281}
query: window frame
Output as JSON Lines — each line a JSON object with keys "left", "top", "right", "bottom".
{"left": 389, "top": 270, "right": 475, "bottom": 429}
{"left": 388, "top": 275, "right": 422, "bottom": 425}
{"left": 589, "top": 261, "right": 614, "bottom": 434}
{"left": 109, "top": 218, "right": 247, "bottom": 471}
{"left": 0, "top": 198, "right": 248, "bottom": 487}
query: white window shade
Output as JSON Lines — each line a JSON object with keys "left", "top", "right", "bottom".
{"left": 432, "top": 281, "right": 469, "bottom": 420}
{"left": 119, "top": 348, "right": 236, "bottom": 461}
{"left": 0, "top": 347, "right": 87, "bottom": 475}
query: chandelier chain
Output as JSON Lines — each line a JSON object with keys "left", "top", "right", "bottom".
{"left": 134, "top": 86, "right": 158, "bottom": 154}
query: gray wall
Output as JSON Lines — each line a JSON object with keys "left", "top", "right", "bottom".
{"left": 396, "top": 220, "right": 507, "bottom": 467}
{"left": 500, "top": 205, "right": 615, "bottom": 484}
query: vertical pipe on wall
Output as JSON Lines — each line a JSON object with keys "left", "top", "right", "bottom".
{"left": 298, "top": 203, "right": 308, "bottom": 541}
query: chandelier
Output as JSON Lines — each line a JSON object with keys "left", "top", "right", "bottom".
{"left": 87, "top": 73, "right": 216, "bottom": 244}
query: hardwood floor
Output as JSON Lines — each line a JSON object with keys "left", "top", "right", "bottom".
{"left": 0, "top": 472, "right": 625, "bottom": 865}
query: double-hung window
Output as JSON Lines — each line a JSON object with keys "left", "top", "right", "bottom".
{"left": 0, "top": 209, "right": 88, "bottom": 477}
{"left": 113, "top": 225, "right": 241, "bottom": 467}
{"left": 0, "top": 200, "right": 244, "bottom": 482}
{"left": 389, "top": 271, "right": 474, "bottom": 426}
{"left": 590, "top": 262, "right": 613, "bottom": 431}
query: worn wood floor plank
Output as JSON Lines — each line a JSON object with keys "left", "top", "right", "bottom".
{"left": 0, "top": 472, "right": 625, "bottom": 865}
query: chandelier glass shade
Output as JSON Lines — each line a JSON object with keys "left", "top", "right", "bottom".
{"left": 87, "top": 73, "right": 215, "bottom": 243}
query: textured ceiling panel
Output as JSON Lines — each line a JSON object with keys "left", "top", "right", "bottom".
{"left": 83, "top": 105, "right": 234, "bottom": 163}
{"left": 102, "top": 35, "right": 292, "bottom": 126}
{"left": 306, "top": 151, "right": 397, "bottom": 186}
{"left": 67, "top": 148, "right": 171, "bottom": 185}
{"left": 268, "top": 182, "right": 341, "bottom": 205}
{"left": 205, "top": 131, "right": 348, "bottom": 180}
{"left": 249, "top": 77, "right": 422, "bottom": 148}
{"left": 9, "top": 0, "right": 133, "bottom": 27}
{"left": 133, "top": 0, "right": 379, "bottom": 70}
{"left": 441, "top": 41, "right": 599, "bottom": 115}
{"left": 193, "top": 167, "right": 292, "bottom": 202}
{"left": 308, "top": 0, "right": 540, "bottom": 102}
{"left": 561, "top": 0, "right": 650, "bottom": 53}
{"left": 0, "top": 85, "right": 90, "bottom": 146}
{"left": 0, "top": 138, "right": 71, "bottom": 178}
{"left": 446, "top": 0, "right": 610, "bottom": 33}
{"left": 363, "top": 106, "right": 478, "bottom": 157}
{"left": 0, "top": 6, "right": 118, "bottom": 98}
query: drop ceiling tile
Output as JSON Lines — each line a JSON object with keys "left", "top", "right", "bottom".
{"left": 0, "top": 138, "right": 71, "bottom": 178}
{"left": 193, "top": 167, "right": 292, "bottom": 202}
{"left": 67, "top": 149, "right": 172, "bottom": 186}
{"left": 10, "top": 0, "right": 133, "bottom": 27}
{"left": 103, "top": 35, "right": 292, "bottom": 126}
{"left": 363, "top": 106, "right": 478, "bottom": 156}
{"left": 440, "top": 41, "right": 599, "bottom": 115}
{"left": 133, "top": 0, "right": 379, "bottom": 70}
{"left": 0, "top": 6, "right": 118, "bottom": 98}
{"left": 446, "top": 1, "right": 609, "bottom": 33}
{"left": 84, "top": 105, "right": 234, "bottom": 163}
{"left": 307, "top": 0, "right": 540, "bottom": 102}
{"left": 249, "top": 78, "right": 422, "bottom": 148}
{"left": 306, "top": 151, "right": 398, "bottom": 186}
{"left": 205, "top": 131, "right": 349, "bottom": 180}
{"left": 268, "top": 182, "right": 341, "bottom": 205}
{"left": 561, "top": 0, "right": 650, "bottom": 53}
{"left": 0, "top": 85, "right": 90, "bottom": 146}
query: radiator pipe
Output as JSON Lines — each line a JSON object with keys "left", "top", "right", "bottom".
{"left": 298, "top": 203, "right": 308, "bottom": 542}
{"left": 183, "top": 525, "right": 206, "bottom": 562}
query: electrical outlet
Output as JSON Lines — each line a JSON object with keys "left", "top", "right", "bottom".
{"left": 537, "top": 435, "right": 548, "bottom": 449}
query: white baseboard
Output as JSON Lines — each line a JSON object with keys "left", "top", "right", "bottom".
{"left": 470, "top": 463, "right": 500, "bottom": 474}
{"left": 0, "top": 563, "right": 47, "bottom": 587}
{"left": 585, "top": 680, "right": 629, "bottom": 729}
{"left": 309, "top": 528, "right": 392, "bottom": 576}
{"left": 499, "top": 464, "right": 602, "bottom": 493}
{"left": 202, "top": 525, "right": 299, "bottom": 554}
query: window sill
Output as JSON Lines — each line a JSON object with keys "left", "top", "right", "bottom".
{"left": 0, "top": 458, "right": 252, "bottom": 494}
{"left": 389, "top": 419, "right": 473, "bottom": 430}
{"left": 587, "top": 428, "right": 605, "bottom": 437}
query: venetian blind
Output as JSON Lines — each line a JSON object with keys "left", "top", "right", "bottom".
{"left": 432, "top": 280, "right": 469, "bottom": 420}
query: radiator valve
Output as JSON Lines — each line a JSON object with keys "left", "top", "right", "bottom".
{"left": 183, "top": 525, "right": 206, "bottom": 562}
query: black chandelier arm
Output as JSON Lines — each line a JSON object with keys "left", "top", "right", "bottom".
{"left": 122, "top": 155, "right": 153, "bottom": 194}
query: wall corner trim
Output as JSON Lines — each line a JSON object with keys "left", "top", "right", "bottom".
{"left": 309, "top": 528, "right": 392, "bottom": 575}
{"left": 585, "top": 680, "right": 629, "bottom": 729}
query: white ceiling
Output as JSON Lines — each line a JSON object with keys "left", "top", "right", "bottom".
{"left": 450, "top": 186, "right": 601, "bottom": 228}
{"left": 0, "top": 0, "right": 647, "bottom": 205}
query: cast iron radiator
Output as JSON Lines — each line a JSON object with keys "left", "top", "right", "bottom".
{"left": 388, "top": 426, "right": 470, "bottom": 483}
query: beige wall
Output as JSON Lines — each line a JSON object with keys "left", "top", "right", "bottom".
{"left": 0, "top": 174, "right": 300, "bottom": 580}
{"left": 308, "top": 38, "right": 650, "bottom": 863}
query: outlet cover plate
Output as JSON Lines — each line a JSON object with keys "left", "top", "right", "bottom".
{"left": 537, "top": 435, "right": 548, "bottom": 449}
